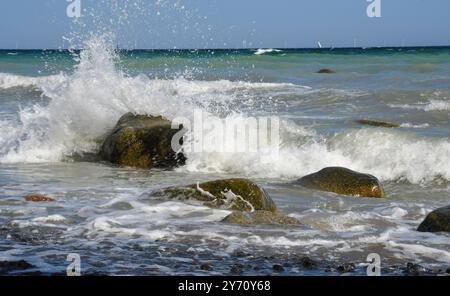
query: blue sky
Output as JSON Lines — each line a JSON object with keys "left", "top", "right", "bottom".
{"left": 0, "top": 0, "right": 449, "bottom": 49}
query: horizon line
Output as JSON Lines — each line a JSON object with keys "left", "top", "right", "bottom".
{"left": 1, "top": 45, "right": 450, "bottom": 51}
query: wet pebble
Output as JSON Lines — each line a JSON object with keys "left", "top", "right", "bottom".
{"left": 272, "top": 264, "right": 285, "bottom": 272}
{"left": 337, "top": 263, "right": 356, "bottom": 273}
{"left": 200, "top": 264, "right": 213, "bottom": 271}
{"left": 230, "top": 264, "right": 243, "bottom": 274}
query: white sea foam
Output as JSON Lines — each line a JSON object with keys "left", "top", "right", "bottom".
{"left": 84, "top": 200, "right": 231, "bottom": 240}
{"left": 386, "top": 241, "right": 450, "bottom": 263}
{"left": 0, "top": 72, "right": 66, "bottom": 90}
{"left": 423, "top": 99, "right": 450, "bottom": 111}
{"left": 389, "top": 99, "right": 450, "bottom": 112}
{"left": 71, "top": 197, "right": 450, "bottom": 265}
{"left": 400, "top": 123, "right": 430, "bottom": 128}
{"left": 254, "top": 48, "right": 282, "bottom": 55}
{"left": 32, "top": 214, "right": 67, "bottom": 223}
{"left": 183, "top": 126, "right": 450, "bottom": 183}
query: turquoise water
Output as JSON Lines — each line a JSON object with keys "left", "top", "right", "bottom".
{"left": 0, "top": 45, "right": 449, "bottom": 275}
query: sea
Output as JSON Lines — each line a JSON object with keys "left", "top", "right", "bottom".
{"left": 0, "top": 39, "right": 449, "bottom": 275}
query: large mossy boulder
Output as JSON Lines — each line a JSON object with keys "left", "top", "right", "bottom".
{"left": 155, "top": 178, "right": 278, "bottom": 213}
{"left": 100, "top": 113, "right": 185, "bottom": 168}
{"left": 417, "top": 206, "right": 450, "bottom": 233}
{"left": 222, "top": 211, "right": 300, "bottom": 225}
{"left": 297, "top": 167, "right": 385, "bottom": 198}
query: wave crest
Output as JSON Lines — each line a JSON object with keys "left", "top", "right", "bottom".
{"left": 254, "top": 48, "right": 282, "bottom": 55}
{"left": 0, "top": 73, "right": 66, "bottom": 90}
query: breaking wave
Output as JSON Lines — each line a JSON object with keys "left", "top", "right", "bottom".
{"left": 1, "top": 36, "right": 450, "bottom": 184}
{"left": 254, "top": 48, "right": 282, "bottom": 55}
{"left": 0, "top": 73, "right": 67, "bottom": 90}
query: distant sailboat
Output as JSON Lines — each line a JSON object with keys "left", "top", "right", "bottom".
{"left": 317, "top": 41, "right": 322, "bottom": 49}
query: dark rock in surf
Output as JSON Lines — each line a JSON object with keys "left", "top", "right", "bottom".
{"left": 297, "top": 257, "right": 318, "bottom": 269}
{"left": 417, "top": 206, "right": 450, "bottom": 233}
{"left": 200, "top": 264, "right": 213, "bottom": 271}
{"left": 317, "top": 68, "right": 337, "bottom": 74}
{"left": 297, "top": 167, "right": 385, "bottom": 198}
{"left": 230, "top": 264, "right": 243, "bottom": 274}
{"left": 0, "top": 260, "right": 34, "bottom": 275}
{"left": 100, "top": 112, "right": 186, "bottom": 169}
{"left": 272, "top": 264, "right": 285, "bottom": 272}
{"left": 222, "top": 211, "right": 300, "bottom": 225}
{"left": 404, "top": 262, "right": 428, "bottom": 275}
{"left": 337, "top": 263, "right": 356, "bottom": 273}
{"left": 155, "top": 178, "right": 278, "bottom": 213}
{"left": 355, "top": 119, "right": 400, "bottom": 128}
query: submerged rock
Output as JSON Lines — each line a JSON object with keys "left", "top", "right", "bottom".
{"left": 222, "top": 211, "right": 300, "bottom": 225}
{"left": 297, "top": 257, "right": 318, "bottom": 269}
{"left": 24, "top": 195, "right": 55, "bottom": 202}
{"left": 0, "top": 260, "right": 34, "bottom": 275}
{"left": 404, "top": 262, "right": 429, "bottom": 276}
{"left": 297, "top": 167, "right": 385, "bottom": 198}
{"left": 337, "top": 263, "right": 356, "bottom": 273}
{"left": 230, "top": 264, "right": 243, "bottom": 274}
{"left": 355, "top": 119, "right": 400, "bottom": 128}
{"left": 155, "top": 178, "right": 278, "bottom": 212}
{"left": 272, "top": 264, "right": 285, "bottom": 272}
{"left": 317, "top": 68, "right": 337, "bottom": 74}
{"left": 417, "top": 206, "right": 450, "bottom": 233}
{"left": 100, "top": 112, "right": 186, "bottom": 168}
{"left": 200, "top": 264, "right": 213, "bottom": 271}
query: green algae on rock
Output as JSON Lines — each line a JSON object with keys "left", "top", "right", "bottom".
{"left": 155, "top": 178, "right": 278, "bottom": 213}
{"left": 100, "top": 113, "right": 186, "bottom": 168}
{"left": 297, "top": 167, "right": 385, "bottom": 198}
{"left": 355, "top": 119, "right": 400, "bottom": 128}
{"left": 222, "top": 211, "right": 300, "bottom": 225}
{"left": 417, "top": 206, "right": 450, "bottom": 233}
